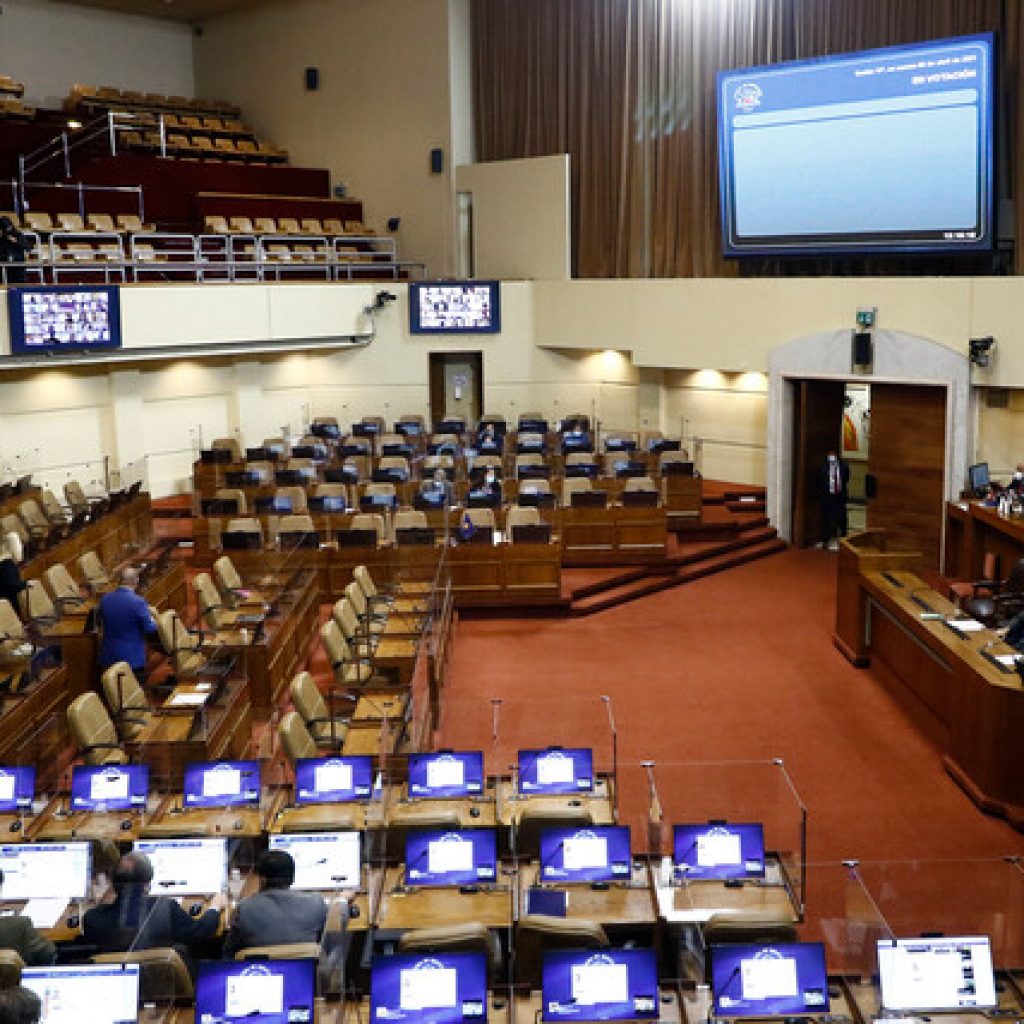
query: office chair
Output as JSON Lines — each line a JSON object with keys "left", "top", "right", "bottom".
{"left": 278, "top": 710, "right": 319, "bottom": 765}
{"left": 289, "top": 671, "right": 348, "bottom": 749}
{"left": 320, "top": 619, "right": 375, "bottom": 687}
{"left": 515, "top": 915, "right": 608, "bottom": 988}
{"left": 100, "top": 662, "right": 153, "bottom": 740}
{"left": 92, "top": 949, "right": 193, "bottom": 1003}
{"left": 514, "top": 805, "right": 593, "bottom": 859}
{"left": 78, "top": 550, "right": 111, "bottom": 592}
{"left": 398, "top": 923, "right": 503, "bottom": 981}
{"left": 44, "top": 563, "right": 85, "bottom": 609}
{"left": 235, "top": 943, "right": 322, "bottom": 962}
{"left": 67, "top": 691, "right": 130, "bottom": 765}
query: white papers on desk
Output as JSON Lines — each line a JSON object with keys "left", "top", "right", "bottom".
{"left": 401, "top": 966, "right": 457, "bottom": 1010}
{"left": 946, "top": 618, "right": 984, "bottom": 633}
{"left": 23, "top": 897, "right": 68, "bottom": 929}
{"left": 572, "top": 962, "right": 628, "bottom": 1006}
{"left": 996, "top": 654, "right": 1020, "bottom": 668}
{"left": 168, "top": 692, "right": 209, "bottom": 707}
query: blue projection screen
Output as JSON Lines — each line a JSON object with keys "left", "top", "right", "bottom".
{"left": 718, "top": 34, "right": 994, "bottom": 256}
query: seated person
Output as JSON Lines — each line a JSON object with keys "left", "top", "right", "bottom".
{"left": 420, "top": 469, "right": 454, "bottom": 507}
{"left": 0, "top": 532, "right": 26, "bottom": 617}
{"left": 0, "top": 870, "right": 56, "bottom": 965}
{"left": 469, "top": 467, "right": 502, "bottom": 503}
{"left": 222, "top": 850, "right": 328, "bottom": 958}
{"left": 0, "top": 987, "right": 41, "bottom": 1024}
{"left": 83, "top": 852, "right": 225, "bottom": 961}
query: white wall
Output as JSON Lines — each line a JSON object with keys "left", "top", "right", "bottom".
{"left": 0, "top": 0, "right": 194, "bottom": 108}
{"left": 455, "top": 156, "right": 572, "bottom": 280}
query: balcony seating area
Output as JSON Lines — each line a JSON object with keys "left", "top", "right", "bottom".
{"left": 66, "top": 83, "right": 240, "bottom": 119}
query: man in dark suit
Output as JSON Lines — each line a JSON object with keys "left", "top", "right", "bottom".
{"left": 98, "top": 567, "right": 157, "bottom": 679}
{"left": 0, "top": 987, "right": 41, "bottom": 1024}
{"left": 83, "top": 852, "right": 224, "bottom": 963}
{"left": 819, "top": 449, "right": 850, "bottom": 549}
{"left": 222, "top": 850, "right": 328, "bottom": 958}
{"left": 0, "top": 870, "right": 56, "bottom": 966}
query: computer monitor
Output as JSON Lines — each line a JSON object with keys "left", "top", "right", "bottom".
{"left": 517, "top": 747, "right": 594, "bottom": 795}
{"left": 542, "top": 949, "right": 659, "bottom": 1022}
{"left": 404, "top": 829, "right": 497, "bottom": 887}
{"left": 408, "top": 752, "right": 485, "bottom": 800}
{"left": 182, "top": 760, "right": 260, "bottom": 810}
{"left": 294, "top": 756, "right": 375, "bottom": 804}
{"left": 877, "top": 936, "right": 997, "bottom": 1013}
{"left": 23, "top": 963, "right": 140, "bottom": 1024}
{"left": 371, "top": 952, "right": 488, "bottom": 1024}
{"left": 710, "top": 942, "right": 829, "bottom": 1018}
{"left": 133, "top": 838, "right": 228, "bottom": 896}
{"left": 672, "top": 822, "right": 766, "bottom": 880}
{"left": 968, "top": 462, "right": 991, "bottom": 493}
{"left": 0, "top": 765, "right": 35, "bottom": 813}
{"left": 0, "top": 842, "right": 91, "bottom": 899}
{"left": 195, "top": 959, "right": 315, "bottom": 1024}
{"left": 269, "top": 831, "right": 361, "bottom": 890}
{"left": 69, "top": 764, "right": 148, "bottom": 814}
{"left": 539, "top": 826, "right": 632, "bottom": 884}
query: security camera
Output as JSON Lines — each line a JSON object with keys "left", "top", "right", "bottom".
{"left": 969, "top": 336, "right": 995, "bottom": 367}
{"left": 363, "top": 291, "right": 397, "bottom": 317}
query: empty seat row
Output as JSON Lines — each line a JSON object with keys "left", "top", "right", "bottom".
{"left": 0, "top": 74, "right": 24, "bottom": 98}
{"left": 122, "top": 131, "right": 287, "bottom": 163}
{"left": 203, "top": 216, "right": 375, "bottom": 237}
{"left": 67, "top": 83, "right": 240, "bottom": 118}
{"left": 5, "top": 211, "right": 153, "bottom": 235}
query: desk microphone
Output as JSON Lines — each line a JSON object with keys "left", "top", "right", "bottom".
{"left": 395, "top": 843, "right": 432, "bottom": 891}
{"left": 908, "top": 587, "right": 934, "bottom": 612}
{"left": 537, "top": 838, "right": 568, "bottom": 882}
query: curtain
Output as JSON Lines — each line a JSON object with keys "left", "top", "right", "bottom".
{"left": 472, "top": 0, "right": 1024, "bottom": 278}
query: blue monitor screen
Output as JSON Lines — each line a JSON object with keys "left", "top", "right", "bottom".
{"left": 718, "top": 34, "right": 994, "bottom": 256}
{"left": 69, "top": 764, "right": 148, "bottom": 813}
{"left": 539, "top": 826, "right": 632, "bottom": 884}
{"left": 7, "top": 286, "right": 122, "bottom": 355}
{"left": 294, "top": 756, "right": 374, "bottom": 804}
{"left": 518, "top": 748, "right": 593, "bottom": 795}
{"left": 182, "top": 760, "right": 260, "bottom": 809}
{"left": 408, "top": 752, "right": 484, "bottom": 800}
{"left": 195, "top": 959, "right": 315, "bottom": 1024}
{"left": 0, "top": 765, "right": 35, "bottom": 813}
{"left": 405, "top": 829, "right": 497, "bottom": 887}
{"left": 371, "top": 952, "right": 488, "bottom": 1024}
{"left": 410, "top": 282, "right": 500, "bottom": 335}
{"left": 542, "top": 949, "right": 658, "bottom": 1022}
{"left": 710, "top": 942, "right": 829, "bottom": 1018}
{"left": 672, "top": 822, "right": 765, "bottom": 880}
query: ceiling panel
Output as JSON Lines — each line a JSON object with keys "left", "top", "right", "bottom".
{"left": 55, "top": 0, "right": 286, "bottom": 25}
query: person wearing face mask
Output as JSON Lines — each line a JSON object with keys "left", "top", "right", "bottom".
{"left": 475, "top": 466, "right": 502, "bottom": 503}
{"left": 818, "top": 448, "right": 850, "bottom": 550}
{"left": 1008, "top": 463, "right": 1024, "bottom": 495}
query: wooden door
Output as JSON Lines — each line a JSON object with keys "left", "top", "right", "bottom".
{"left": 867, "top": 383, "right": 946, "bottom": 568}
{"left": 429, "top": 352, "right": 484, "bottom": 428}
{"left": 792, "top": 379, "right": 845, "bottom": 548}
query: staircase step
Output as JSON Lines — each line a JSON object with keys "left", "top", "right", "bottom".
{"left": 670, "top": 525, "right": 777, "bottom": 567}
{"left": 569, "top": 567, "right": 649, "bottom": 602}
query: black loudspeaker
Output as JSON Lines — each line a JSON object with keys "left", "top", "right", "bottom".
{"left": 852, "top": 330, "right": 873, "bottom": 369}
{"left": 430, "top": 147, "right": 444, "bottom": 174}
{"left": 305, "top": 67, "right": 319, "bottom": 91}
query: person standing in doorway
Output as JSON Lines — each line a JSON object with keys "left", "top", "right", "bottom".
{"left": 819, "top": 449, "right": 850, "bottom": 550}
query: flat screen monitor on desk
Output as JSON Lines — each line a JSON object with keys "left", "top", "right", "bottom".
{"left": 0, "top": 841, "right": 91, "bottom": 899}
{"left": 539, "top": 825, "right": 631, "bottom": 884}
{"left": 877, "top": 935, "right": 997, "bottom": 1013}
{"left": 404, "top": 828, "right": 497, "bottom": 887}
{"left": 307, "top": 495, "right": 346, "bottom": 514}
{"left": 571, "top": 491, "right": 608, "bottom": 509}
{"left": 519, "top": 418, "right": 548, "bottom": 434}
{"left": 710, "top": 942, "right": 828, "bottom": 1018}
{"left": 408, "top": 751, "right": 484, "bottom": 800}
{"left": 360, "top": 493, "right": 398, "bottom": 511}
{"left": 371, "top": 951, "right": 488, "bottom": 1024}
{"left": 517, "top": 747, "right": 594, "bottom": 796}
{"left": 23, "top": 963, "right": 140, "bottom": 1024}
{"left": 221, "top": 531, "right": 262, "bottom": 551}
{"left": 542, "top": 949, "right": 658, "bottom": 1022}
{"left": 133, "top": 837, "right": 227, "bottom": 896}
{"left": 673, "top": 822, "right": 765, "bottom": 880}
{"left": 269, "top": 831, "right": 361, "bottom": 890}
{"left": 195, "top": 959, "right": 315, "bottom": 1024}
{"left": 295, "top": 756, "right": 375, "bottom": 804}
{"left": 968, "top": 462, "right": 991, "bottom": 494}
{"left": 182, "top": 760, "right": 260, "bottom": 810}
{"left": 0, "top": 765, "right": 35, "bottom": 813}
{"left": 69, "top": 764, "right": 148, "bottom": 814}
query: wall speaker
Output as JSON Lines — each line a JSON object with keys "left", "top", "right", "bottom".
{"left": 852, "top": 330, "right": 873, "bottom": 369}
{"left": 305, "top": 67, "right": 319, "bottom": 91}
{"left": 430, "top": 148, "right": 444, "bottom": 174}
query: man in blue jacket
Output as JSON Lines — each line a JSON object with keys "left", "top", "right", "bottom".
{"left": 98, "top": 566, "right": 156, "bottom": 679}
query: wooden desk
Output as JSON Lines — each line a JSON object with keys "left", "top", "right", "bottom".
{"left": 268, "top": 794, "right": 388, "bottom": 835}
{"left": 678, "top": 978, "right": 851, "bottom": 1024}
{"left": 495, "top": 776, "right": 616, "bottom": 828}
{"left": 0, "top": 664, "right": 71, "bottom": 769}
{"left": 384, "top": 792, "right": 498, "bottom": 830}
{"left": 0, "top": 898, "right": 86, "bottom": 943}
{"left": 560, "top": 505, "right": 667, "bottom": 566}
{"left": 140, "top": 794, "right": 268, "bottom": 838}
{"left": 660, "top": 876, "right": 799, "bottom": 924}
{"left": 838, "top": 552, "right": 1024, "bottom": 830}
{"left": 376, "top": 865, "right": 513, "bottom": 930}
{"left": 518, "top": 990, "right": 682, "bottom": 1024}
{"left": 0, "top": 813, "right": 32, "bottom": 841}
{"left": 343, "top": 719, "right": 403, "bottom": 760}
{"left": 519, "top": 860, "right": 657, "bottom": 926}
{"left": 28, "top": 799, "right": 145, "bottom": 842}
{"left": 841, "top": 973, "right": 1024, "bottom": 1024}
{"left": 945, "top": 500, "right": 1024, "bottom": 583}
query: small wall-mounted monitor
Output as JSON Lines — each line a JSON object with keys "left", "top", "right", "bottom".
{"left": 968, "top": 462, "right": 990, "bottom": 493}
{"left": 409, "top": 281, "right": 500, "bottom": 334}
{"left": 7, "top": 286, "right": 122, "bottom": 354}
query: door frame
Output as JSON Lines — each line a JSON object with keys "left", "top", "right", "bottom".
{"left": 428, "top": 351, "right": 484, "bottom": 428}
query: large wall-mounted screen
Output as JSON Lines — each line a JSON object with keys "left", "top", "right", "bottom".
{"left": 718, "top": 34, "right": 994, "bottom": 257}
{"left": 409, "top": 281, "right": 500, "bottom": 334}
{"left": 7, "top": 285, "right": 122, "bottom": 354}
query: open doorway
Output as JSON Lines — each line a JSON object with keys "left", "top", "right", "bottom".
{"left": 790, "top": 378, "right": 947, "bottom": 566}
{"left": 429, "top": 351, "right": 484, "bottom": 428}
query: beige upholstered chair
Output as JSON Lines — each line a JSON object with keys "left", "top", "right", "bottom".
{"left": 101, "top": 661, "right": 153, "bottom": 740}
{"left": 289, "top": 671, "right": 347, "bottom": 748}
{"left": 515, "top": 915, "right": 608, "bottom": 988}
{"left": 210, "top": 436, "right": 242, "bottom": 461}
{"left": 67, "top": 691, "right": 129, "bottom": 765}
{"left": 561, "top": 477, "right": 592, "bottom": 507}
{"left": 92, "top": 948, "right": 193, "bottom": 1003}
{"left": 78, "top": 550, "right": 111, "bottom": 591}
{"left": 17, "top": 580, "right": 57, "bottom": 626}
{"left": 193, "top": 571, "right": 238, "bottom": 631}
{"left": 278, "top": 711, "right": 318, "bottom": 765}
{"left": 515, "top": 805, "right": 593, "bottom": 858}
{"left": 319, "top": 620, "right": 374, "bottom": 687}
{"left": 44, "top": 563, "right": 85, "bottom": 608}
{"left": 399, "top": 923, "right": 502, "bottom": 980}
{"left": 156, "top": 609, "right": 206, "bottom": 674}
